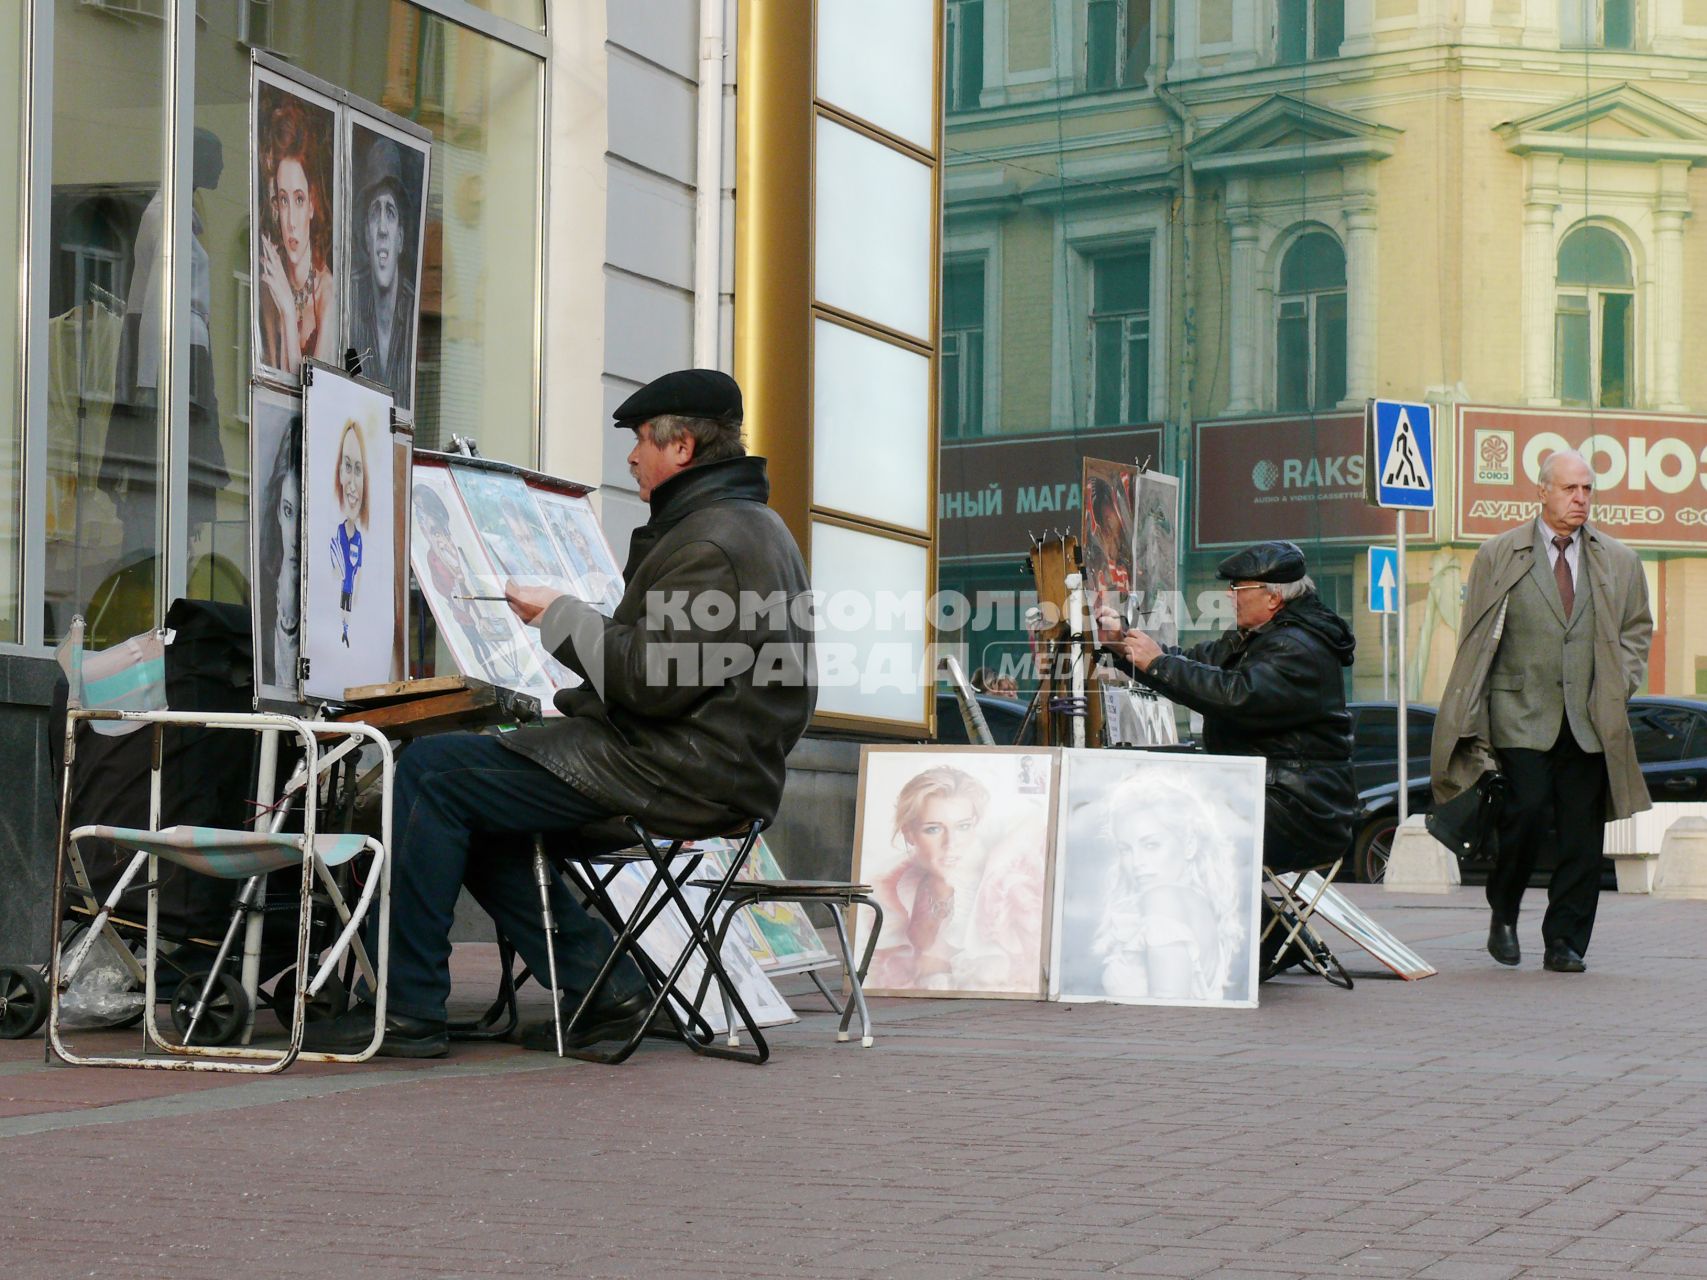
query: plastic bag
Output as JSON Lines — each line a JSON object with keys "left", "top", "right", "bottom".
{"left": 58, "top": 927, "right": 146, "bottom": 1029}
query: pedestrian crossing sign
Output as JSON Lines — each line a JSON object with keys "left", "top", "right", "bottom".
{"left": 1365, "top": 399, "right": 1435, "bottom": 510}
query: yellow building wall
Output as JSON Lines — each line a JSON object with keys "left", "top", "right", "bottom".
{"left": 999, "top": 210, "right": 1055, "bottom": 432}
{"left": 1006, "top": 2, "right": 1051, "bottom": 73}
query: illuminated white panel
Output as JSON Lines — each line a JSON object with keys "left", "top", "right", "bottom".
{"left": 816, "top": 0, "right": 936, "bottom": 151}
{"left": 809, "top": 522, "right": 930, "bottom": 724}
{"left": 812, "top": 319, "right": 930, "bottom": 532}
{"left": 814, "top": 116, "right": 933, "bottom": 341}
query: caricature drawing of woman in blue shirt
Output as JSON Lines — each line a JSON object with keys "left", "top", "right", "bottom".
{"left": 329, "top": 418, "right": 367, "bottom": 647}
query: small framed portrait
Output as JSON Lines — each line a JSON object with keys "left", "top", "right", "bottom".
{"left": 300, "top": 362, "right": 401, "bottom": 701}
{"left": 251, "top": 61, "right": 341, "bottom": 386}
{"left": 1081, "top": 456, "right": 1137, "bottom": 644}
{"left": 342, "top": 111, "right": 430, "bottom": 415}
{"left": 248, "top": 383, "right": 305, "bottom": 704}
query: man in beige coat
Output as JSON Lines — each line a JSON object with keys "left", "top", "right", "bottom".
{"left": 1431, "top": 450, "right": 1651, "bottom": 973}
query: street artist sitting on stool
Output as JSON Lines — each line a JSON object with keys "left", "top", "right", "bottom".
{"left": 305, "top": 369, "right": 816, "bottom": 1058}
{"left": 1098, "top": 540, "right": 1359, "bottom": 883}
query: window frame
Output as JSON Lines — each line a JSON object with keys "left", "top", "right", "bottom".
{"left": 946, "top": 0, "right": 985, "bottom": 113}
{"left": 1273, "top": 228, "right": 1349, "bottom": 413}
{"left": 1560, "top": 0, "right": 1637, "bottom": 50}
{"left": 1086, "top": 245, "right": 1153, "bottom": 428}
{"left": 940, "top": 254, "right": 987, "bottom": 440}
{"left": 1276, "top": 0, "right": 1346, "bottom": 65}
{"left": 1553, "top": 224, "right": 1637, "bottom": 410}
{"left": 1085, "top": 0, "right": 1151, "bottom": 93}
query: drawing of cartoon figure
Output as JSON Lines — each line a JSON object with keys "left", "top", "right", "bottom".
{"left": 329, "top": 418, "right": 367, "bottom": 647}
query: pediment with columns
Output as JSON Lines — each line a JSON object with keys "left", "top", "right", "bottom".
{"left": 1188, "top": 94, "right": 1401, "bottom": 176}
{"left": 1497, "top": 84, "right": 1707, "bottom": 164}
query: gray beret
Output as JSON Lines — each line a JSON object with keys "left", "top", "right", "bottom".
{"left": 613, "top": 369, "right": 743, "bottom": 428}
{"left": 1216, "top": 540, "right": 1307, "bottom": 584}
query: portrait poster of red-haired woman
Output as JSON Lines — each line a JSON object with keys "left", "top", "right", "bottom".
{"left": 252, "top": 67, "right": 340, "bottom": 382}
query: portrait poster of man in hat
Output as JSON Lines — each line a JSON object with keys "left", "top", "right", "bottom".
{"left": 344, "top": 120, "right": 429, "bottom": 413}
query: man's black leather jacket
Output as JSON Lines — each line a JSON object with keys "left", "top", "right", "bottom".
{"left": 499, "top": 454, "right": 815, "bottom": 835}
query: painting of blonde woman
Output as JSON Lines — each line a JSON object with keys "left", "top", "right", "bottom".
{"left": 854, "top": 749, "right": 1055, "bottom": 998}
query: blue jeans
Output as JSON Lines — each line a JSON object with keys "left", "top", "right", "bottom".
{"left": 378, "top": 731, "right": 647, "bottom": 1022}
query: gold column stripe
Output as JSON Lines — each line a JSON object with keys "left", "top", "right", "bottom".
{"left": 734, "top": 0, "right": 812, "bottom": 549}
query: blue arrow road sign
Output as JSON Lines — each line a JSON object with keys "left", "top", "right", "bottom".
{"left": 1368, "top": 399, "right": 1435, "bottom": 510}
{"left": 1368, "top": 546, "right": 1399, "bottom": 615}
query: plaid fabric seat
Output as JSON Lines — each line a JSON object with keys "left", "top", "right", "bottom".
{"left": 72, "top": 825, "right": 371, "bottom": 879}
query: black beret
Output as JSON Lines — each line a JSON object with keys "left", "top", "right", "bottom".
{"left": 613, "top": 369, "right": 743, "bottom": 428}
{"left": 1216, "top": 540, "right": 1306, "bottom": 584}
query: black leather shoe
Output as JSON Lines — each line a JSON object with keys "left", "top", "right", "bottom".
{"left": 1543, "top": 943, "right": 1587, "bottom": 973}
{"left": 1487, "top": 920, "right": 1521, "bottom": 966}
{"left": 300, "top": 1004, "right": 448, "bottom": 1058}
{"left": 520, "top": 987, "right": 652, "bottom": 1053}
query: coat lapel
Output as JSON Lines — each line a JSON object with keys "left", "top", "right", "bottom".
{"left": 1526, "top": 520, "right": 1570, "bottom": 628}
{"left": 1580, "top": 522, "right": 1613, "bottom": 642}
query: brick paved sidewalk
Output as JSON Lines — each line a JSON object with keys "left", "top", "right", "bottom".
{"left": 3, "top": 886, "right": 1705, "bottom": 1279}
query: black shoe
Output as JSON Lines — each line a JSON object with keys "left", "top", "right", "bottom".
{"left": 519, "top": 987, "right": 652, "bottom": 1053}
{"left": 300, "top": 1004, "right": 448, "bottom": 1058}
{"left": 1487, "top": 920, "right": 1521, "bottom": 966}
{"left": 1543, "top": 942, "right": 1586, "bottom": 973}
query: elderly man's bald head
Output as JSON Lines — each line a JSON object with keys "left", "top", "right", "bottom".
{"left": 1538, "top": 448, "right": 1593, "bottom": 487}
{"left": 1537, "top": 449, "right": 1593, "bottom": 536}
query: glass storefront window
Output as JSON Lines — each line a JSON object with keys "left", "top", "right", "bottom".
{"left": 462, "top": 0, "right": 545, "bottom": 33}
{"left": 181, "top": 0, "right": 542, "bottom": 617}
{"left": 44, "top": 0, "right": 168, "bottom": 647}
{"left": 0, "top": 6, "right": 23, "bottom": 644}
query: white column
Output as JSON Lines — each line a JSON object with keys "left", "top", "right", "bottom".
{"left": 1655, "top": 160, "right": 1691, "bottom": 410}
{"left": 1226, "top": 185, "right": 1261, "bottom": 415}
{"left": 1521, "top": 162, "right": 1561, "bottom": 404}
{"left": 1345, "top": 199, "right": 1379, "bottom": 404}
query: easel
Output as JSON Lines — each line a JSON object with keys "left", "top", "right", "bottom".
{"left": 1021, "top": 531, "right": 1105, "bottom": 749}
{"left": 335, "top": 674, "right": 543, "bottom": 740}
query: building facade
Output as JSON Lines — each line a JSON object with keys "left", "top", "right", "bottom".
{"left": 942, "top": 0, "right": 1707, "bottom": 707}
{"left": 0, "top": 0, "right": 941, "bottom": 959}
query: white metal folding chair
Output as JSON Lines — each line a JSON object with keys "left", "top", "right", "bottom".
{"left": 47, "top": 708, "right": 394, "bottom": 1072}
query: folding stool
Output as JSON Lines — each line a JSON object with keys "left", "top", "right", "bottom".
{"left": 1260, "top": 853, "right": 1354, "bottom": 990}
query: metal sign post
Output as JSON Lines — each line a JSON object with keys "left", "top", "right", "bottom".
{"left": 1382, "top": 613, "right": 1391, "bottom": 700}
{"left": 1366, "top": 400, "right": 1436, "bottom": 827}
{"left": 1396, "top": 511, "right": 1406, "bottom": 820}
{"left": 1366, "top": 544, "right": 1399, "bottom": 715}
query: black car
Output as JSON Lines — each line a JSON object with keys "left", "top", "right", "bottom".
{"left": 933, "top": 691, "right": 1032, "bottom": 745}
{"left": 1348, "top": 696, "right": 1707, "bottom": 882}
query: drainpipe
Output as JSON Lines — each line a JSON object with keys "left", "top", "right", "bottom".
{"left": 694, "top": 0, "right": 727, "bottom": 368}
{"left": 1154, "top": 0, "right": 1197, "bottom": 474}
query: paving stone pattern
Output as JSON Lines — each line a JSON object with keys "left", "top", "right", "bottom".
{"left": 3, "top": 887, "right": 1706, "bottom": 1278}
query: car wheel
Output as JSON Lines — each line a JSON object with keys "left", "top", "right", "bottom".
{"left": 1354, "top": 815, "right": 1398, "bottom": 883}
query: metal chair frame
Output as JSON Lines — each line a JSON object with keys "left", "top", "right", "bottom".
{"left": 47, "top": 708, "right": 393, "bottom": 1072}
{"left": 535, "top": 818, "right": 771, "bottom": 1065}
{"left": 1261, "top": 854, "right": 1354, "bottom": 990}
{"left": 694, "top": 881, "right": 882, "bottom": 1048}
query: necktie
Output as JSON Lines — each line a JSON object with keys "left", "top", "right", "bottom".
{"left": 1553, "top": 534, "right": 1574, "bottom": 619}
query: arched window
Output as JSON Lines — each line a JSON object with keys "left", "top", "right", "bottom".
{"left": 1555, "top": 225, "right": 1633, "bottom": 408}
{"left": 1275, "top": 231, "right": 1346, "bottom": 412}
